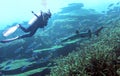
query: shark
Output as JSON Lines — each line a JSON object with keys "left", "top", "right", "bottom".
{"left": 61, "top": 26, "right": 104, "bottom": 42}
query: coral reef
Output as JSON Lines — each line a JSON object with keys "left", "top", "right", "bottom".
{"left": 0, "top": 2, "right": 120, "bottom": 76}
{"left": 50, "top": 48, "right": 119, "bottom": 76}
{"left": 50, "top": 16, "right": 120, "bottom": 76}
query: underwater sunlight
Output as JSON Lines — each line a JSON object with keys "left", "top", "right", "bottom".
{"left": 0, "top": 0, "right": 120, "bottom": 76}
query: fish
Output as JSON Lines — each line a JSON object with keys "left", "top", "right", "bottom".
{"left": 108, "top": 3, "right": 114, "bottom": 8}
{"left": 3, "top": 24, "right": 19, "bottom": 37}
{"left": 61, "top": 29, "right": 92, "bottom": 42}
{"left": 116, "top": 2, "right": 120, "bottom": 5}
{"left": 101, "top": 11, "right": 106, "bottom": 14}
{"left": 93, "top": 26, "right": 104, "bottom": 36}
{"left": 61, "top": 26, "right": 105, "bottom": 43}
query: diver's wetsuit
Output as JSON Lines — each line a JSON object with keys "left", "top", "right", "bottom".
{"left": 18, "top": 10, "right": 51, "bottom": 39}
{"left": 19, "top": 13, "right": 51, "bottom": 38}
{"left": 0, "top": 10, "right": 51, "bottom": 43}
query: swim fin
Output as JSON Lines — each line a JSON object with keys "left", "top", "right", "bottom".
{"left": 3, "top": 24, "right": 19, "bottom": 37}
{"left": 0, "top": 36, "right": 19, "bottom": 43}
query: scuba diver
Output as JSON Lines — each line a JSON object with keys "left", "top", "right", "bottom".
{"left": 0, "top": 9, "right": 51, "bottom": 43}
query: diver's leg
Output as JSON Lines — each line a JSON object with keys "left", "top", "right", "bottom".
{"left": 0, "top": 36, "right": 19, "bottom": 43}
{"left": 18, "top": 28, "right": 38, "bottom": 39}
{"left": 19, "top": 24, "right": 29, "bottom": 32}
{"left": 0, "top": 28, "right": 38, "bottom": 43}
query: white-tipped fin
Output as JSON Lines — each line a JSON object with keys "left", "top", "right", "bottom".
{"left": 3, "top": 24, "right": 19, "bottom": 37}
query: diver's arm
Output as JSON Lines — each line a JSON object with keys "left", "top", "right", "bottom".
{"left": 31, "top": 11, "right": 39, "bottom": 18}
{"left": 47, "top": 9, "right": 51, "bottom": 18}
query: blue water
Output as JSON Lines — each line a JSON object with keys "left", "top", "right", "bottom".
{"left": 0, "top": 0, "right": 120, "bottom": 76}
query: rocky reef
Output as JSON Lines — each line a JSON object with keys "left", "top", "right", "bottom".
{"left": 50, "top": 7, "right": 120, "bottom": 76}
{"left": 0, "top": 2, "right": 120, "bottom": 76}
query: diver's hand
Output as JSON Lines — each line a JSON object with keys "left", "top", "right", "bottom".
{"left": 31, "top": 11, "right": 34, "bottom": 14}
{"left": 31, "top": 11, "right": 39, "bottom": 18}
